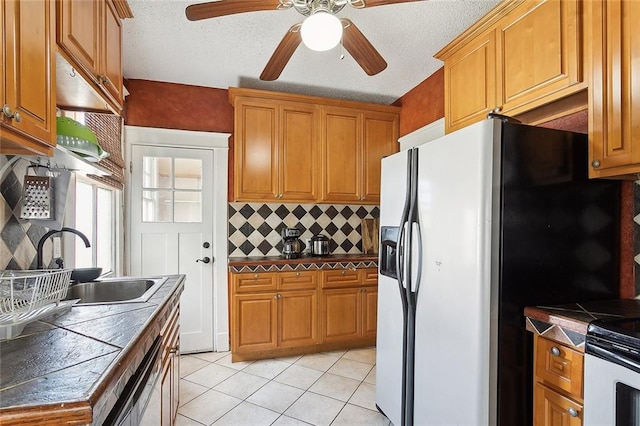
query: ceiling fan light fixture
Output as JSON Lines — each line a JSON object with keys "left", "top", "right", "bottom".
{"left": 300, "top": 11, "right": 343, "bottom": 52}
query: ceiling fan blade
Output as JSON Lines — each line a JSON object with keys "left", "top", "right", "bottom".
{"left": 186, "top": 0, "right": 282, "bottom": 21}
{"left": 363, "top": 0, "right": 423, "bottom": 7}
{"left": 341, "top": 19, "right": 387, "bottom": 76}
{"left": 260, "top": 25, "right": 302, "bottom": 81}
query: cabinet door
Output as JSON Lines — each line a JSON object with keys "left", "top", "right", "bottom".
{"left": 588, "top": 0, "right": 640, "bottom": 177}
{"left": 280, "top": 102, "right": 319, "bottom": 201}
{"left": 1, "top": 0, "right": 56, "bottom": 154}
{"left": 322, "top": 288, "right": 361, "bottom": 343}
{"left": 160, "top": 357, "right": 172, "bottom": 426}
{"left": 321, "top": 107, "right": 362, "bottom": 202}
{"left": 234, "top": 99, "right": 279, "bottom": 200}
{"left": 362, "top": 111, "right": 398, "bottom": 203}
{"left": 497, "top": 0, "right": 583, "bottom": 114}
{"left": 362, "top": 287, "right": 378, "bottom": 339}
{"left": 278, "top": 290, "right": 318, "bottom": 347}
{"left": 233, "top": 294, "right": 278, "bottom": 352}
{"left": 57, "top": 0, "right": 101, "bottom": 80}
{"left": 101, "top": 0, "right": 123, "bottom": 106}
{"left": 444, "top": 29, "right": 497, "bottom": 134}
{"left": 534, "top": 383, "right": 582, "bottom": 426}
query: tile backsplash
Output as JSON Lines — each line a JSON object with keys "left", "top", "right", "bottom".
{"left": 228, "top": 202, "right": 379, "bottom": 257}
{"left": 0, "top": 156, "right": 52, "bottom": 270}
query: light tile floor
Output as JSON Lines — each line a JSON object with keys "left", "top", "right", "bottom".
{"left": 177, "top": 347, "right": 390, "bottom": 426}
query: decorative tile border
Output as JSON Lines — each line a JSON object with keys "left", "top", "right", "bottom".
{"left": 230, "top": 260, "right": 378, "bottom": 274}
{"left": 525, "top": 317, "right": 586, "bottom": 351}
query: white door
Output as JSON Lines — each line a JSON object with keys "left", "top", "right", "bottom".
{"left": 130, "top": 144, "right": 214, "bottom": 353}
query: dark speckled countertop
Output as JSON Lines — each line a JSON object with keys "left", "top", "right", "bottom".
{"left": 0, "top": 274, "right": 185, "bottom": 425}
{"left": 524, "top": 298, "right": 640, "bottom": 351}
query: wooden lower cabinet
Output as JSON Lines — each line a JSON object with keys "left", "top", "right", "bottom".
{"left": 533, "top": 335, "right": 583, "bottom": 426}
{"left": 534, "top": 382, "right": 582, "bottom": 426}
{"left": 321, "top": 285, "right": 377, "bottom": 344}
{"left": 160, "top": 303, "right": 180, "bottom": 426}
{"left": 230, "top": 267, "right": 377, "bottom": 361}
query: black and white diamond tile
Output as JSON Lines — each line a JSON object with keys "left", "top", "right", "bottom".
{"left": 0, "top": 156, "right": 52, "bottom": 270}
{"left": 228, "top": 202, "right": 380, "bottom": 257}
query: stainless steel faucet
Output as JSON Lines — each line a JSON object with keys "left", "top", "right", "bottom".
{"left": 36, "top": 227, "right": 90, "bottom": 269}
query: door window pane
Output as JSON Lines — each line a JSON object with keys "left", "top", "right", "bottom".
{"left": 174, "top": 191, "right": 202, "bottom": 222}
{"left": 141, "top": 157, "right": 202, "bottom": 223}
{"left": 175, "top": 158, "right": 202, "bottom": 190}
{"left": 143, "top": 157, "right": 172, "bottom": 189}
{"left": 143, "top": 190, "right": 172, "bottom": 222}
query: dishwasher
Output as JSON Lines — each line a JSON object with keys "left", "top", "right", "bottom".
{"left": 584, "top": 318, "right": 640, "bottom": 426}
{"left": 103, "top": 336, "right": 162, "bottom": 425}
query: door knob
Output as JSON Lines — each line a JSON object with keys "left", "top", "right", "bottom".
{"left": 196, "top": 256, "right": 211, "bottom": 264}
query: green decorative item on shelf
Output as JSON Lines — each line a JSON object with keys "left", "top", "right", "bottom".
{"left": 56, "top": 117, "right": 110, "bottom": 162}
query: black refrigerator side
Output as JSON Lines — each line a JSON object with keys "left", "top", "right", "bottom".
{"left": 496, "top": 122, "right": 621, "bottom": 426}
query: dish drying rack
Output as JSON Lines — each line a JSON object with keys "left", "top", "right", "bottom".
{"left": 0, "top": 269, "right": 76, "bottom": 339}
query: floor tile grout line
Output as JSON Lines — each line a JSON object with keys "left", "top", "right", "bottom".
{"left": 179, "top": 347, "right": 381, "bottom": 426}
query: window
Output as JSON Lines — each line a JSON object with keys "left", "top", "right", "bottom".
{"left": 74, "top": 178, "right": 116, "bottom": 274}
{"left": 141, "top": 156, "right": 203, "bottom": 223}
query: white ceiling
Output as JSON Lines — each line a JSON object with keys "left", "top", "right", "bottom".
{"left": 122, "top": 0, "right": 500, "bottom": 105}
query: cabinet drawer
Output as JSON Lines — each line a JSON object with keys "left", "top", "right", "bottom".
{"left": 321, "top": 269, "right": 361, "bottom": 288}
{"left": 534, "top": 382, "right": 582, "bottom": 425}
{"left": 362, "top": 268, "right": 378, "bottom": 285}
{"left": 233, "top": 272, "right": 277, "bottom": 293}
{"left": 535, "top": 336, "right": 584, "bottom": 399}
{"left": 278, "top": 270, "right": 317, "bottom": 291}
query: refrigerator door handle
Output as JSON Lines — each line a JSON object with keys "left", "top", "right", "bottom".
{"left": 397, "top": 220, "right": 409, "bottom": 289}
{"left": 410, "top": 220, "right": 423, "bottom": 294}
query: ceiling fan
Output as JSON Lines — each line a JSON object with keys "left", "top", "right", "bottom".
{"left": 185, "top": 0, "right": 421, "bottom": 81}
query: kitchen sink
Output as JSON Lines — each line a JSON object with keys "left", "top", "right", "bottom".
{"left": 63, "top": 277, "right": 167, "bottom": 305}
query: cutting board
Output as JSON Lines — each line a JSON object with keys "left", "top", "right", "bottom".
{"left": 361, "top": 218, "right": 379, "bottom": 255}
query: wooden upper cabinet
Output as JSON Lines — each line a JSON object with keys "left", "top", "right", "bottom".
{"left": 498, "top": 0, "right": 582, "bottom": 112}
{"left": 362, "top": 111, "right": 399, "bottom": 202}
{"left": 57, "top": 0, "right": 125, "bottom": 113}
{"left": 232, "top": 98, "right": 318, "bottom": 202}
{"left": 436, "top": 0, "right": 584, "bottom": 134}
{"left": 321, "top": 107, "right": 362, "bottom": 203}
{"left": 57, "top": 0, "right": 101, "bottom": 79}
{"left": 443, "top": 29, "right": 497, "bottom": 133}
{"left": 280, "top": 102, "right": 319, "bottom": 201}
{"left": 0, "top": 0, "right": 56, "bottom": 156}
{"left": 233, "top": 98, "right": 279, "bottom": 200}
{"left": 587, "top": 0, "right": 640, "bottom": 178}
{"left": 229, "top": 87, "right": 399, "bottom": 204}
{"left": 102, "top": 0, "right": 124, "bottom": 107}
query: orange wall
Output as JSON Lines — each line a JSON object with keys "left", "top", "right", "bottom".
{"left": 123, "top": 79, "right": 233, "bottom": 133}
{"left": 393, "top": 67, "right": 444, "bottom": 137}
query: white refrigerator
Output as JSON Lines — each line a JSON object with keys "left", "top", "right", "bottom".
{"left": 375, "top": 118, "right": 620, "bottom": 426}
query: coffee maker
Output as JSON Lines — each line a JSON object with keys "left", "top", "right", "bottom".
{"left": 281, "top": 227, "right": 305, "bottom": 259}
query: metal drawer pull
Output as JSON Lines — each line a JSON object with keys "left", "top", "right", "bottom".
{"left": 550, "top": 346, "right": 561, "bottom": 356}
{"left": 169, "top": 345, "right": 179, "bottom": 354}
{"left": 568, "top": 407, "right": 578, "bottom": 417}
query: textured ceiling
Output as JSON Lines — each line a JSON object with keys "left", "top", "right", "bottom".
{"left": 122, "top": 0, "right": 500, "bottom": 105}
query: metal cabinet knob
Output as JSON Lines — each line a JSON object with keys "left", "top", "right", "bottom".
{"left": 254, "top": 274, "right": 259, "bottom": 279}
{"left": 169, "top": 345, "right": 179, "bottom": 354}
{"left": 567, "top": 407, "right": 578, "bottom": 417}
{"left": 550, "top": 346, "right": 561, "bottom": 356}
{"left": 13, "top": 111, "right": 21, "bottom": 123}
{"left": 2, "top": 104, "right": 13, "bottom": 118}
{"left": 592, "top": 159, "right": 601, "bottom": 168}
{"left": 295, "top": 272, "right": 300, "bottom": 276}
